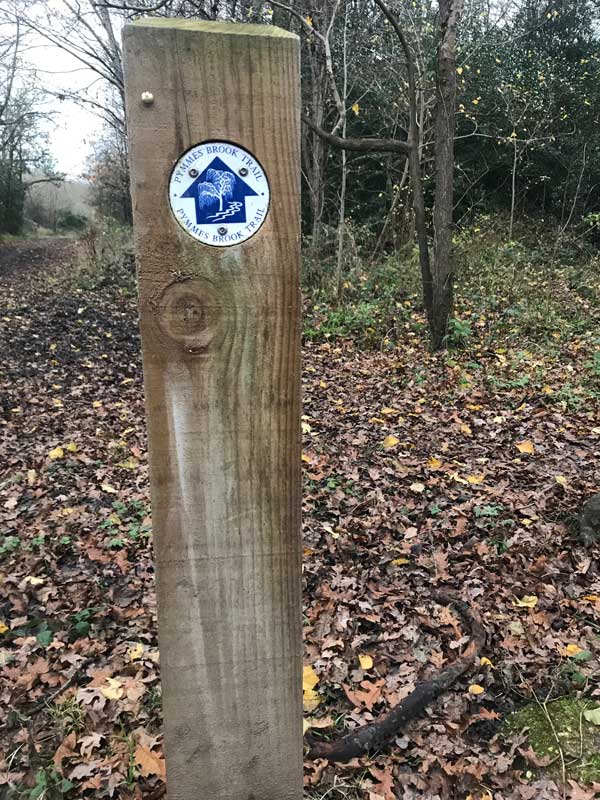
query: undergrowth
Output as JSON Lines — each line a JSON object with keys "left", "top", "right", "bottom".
{"left": 302, "top": 217, "right": 600, "bottom": 401}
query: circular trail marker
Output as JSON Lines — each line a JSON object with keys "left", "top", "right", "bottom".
{"left": 168, "top": 141, "right": 270, "bottom": 247}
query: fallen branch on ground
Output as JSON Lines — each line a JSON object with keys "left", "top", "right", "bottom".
{"left": 307, "top": 591, "right": 486, "bottom": 762}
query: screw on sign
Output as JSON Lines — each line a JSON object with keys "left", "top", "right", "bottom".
{"left": 123, "top": 18, "right": 302, "bottom": 800}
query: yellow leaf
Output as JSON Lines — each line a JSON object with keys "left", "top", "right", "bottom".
{"left": 128, "top": 642, "right": 145, "bottom": 661}
{"left": 381, "top": 407, "right": 398, "bottom": 416}
{"left": 301, "top": 452, "right": 311, "bottom": 464}
{"left": 53, "top": 398, "right": 64, "bottom": 408}
{"left": 392, "top": 557, "right": 410, "bottom": 566}
{"left": 303, "top": 688, "right": 321, "bottom": 712}
{"left": 27, "top": 469, "right": 37, "bottom": 486}
{"left": 428, "top": 456, "right": 443, "bottom": 470}
{"left": 555, "top": 475, "right": 569, "bottom": 488}
{"left": 514, "top": 595, "right": 538, "bottom": 608}
{"left": 0, "top": 621, "right": 8, "bottom": 634}
{"left": 516, "top": 440, "right": 535, "bottom": 454}
{"left": 100, "top": 677, "right": 123, "bottom": 700}
{"left": 480, "top": 657, "right": 494, "bottom": 668}
{"left": 542, "top": 385, "right": 554, "bottom": 395}
{"left": 24, "top": 576, "right": 44, "bottom": 586}
{"left": 117, "top": 458, "right": 138, "bottom": 470}
{"left": 562, "top": 644, "right": 583, "bottom": 657}
{"left": 108, "top": 513, "right": 121, "bottom": 525}
{"left": 305, "top": 15, "right": 313, "bottom": 26}
{"left": 457, "top": 66, "right": 463, "bottom": 74}
{"left": 351, "top": 102, "right": 360, "bottom": 116}
{"left": 467, "top": 473, "right": 485, "bottom": 484}
{"left": 303, "top": 718, "right": 311, "bottom": 735}
{"left": 472, "top": 98, "right": 480, "bottom": 105}
{"left": 66, "top": 442, "right": 78, "bottom": 453}
{"left": 460, "top": 423, "right": 472, "bottom": 435}
{"left": 92, "top": 400, "right": 102, "bottom": 408}
{"left": 101, "top": 483, "right": 118, "bottom": 495}
{"left": 383, "top": 435, "right": 399, "bottom": 449}
{"left": 583, "top": 595, "right": 600, "bottom": 602}
{"left": 49, "top": 446, "right": 64, "bottom": 460}
{"left": 410, "top": 482, "right": 425, "bottom": 494}
{"left": 359, "top": 654, "right": 373, "bottom": 670}
{"left": 468, "top": 684, "right": 485, "bottom": 695}
{"left": 303, "top": 665, "right": 319, "bottom": 691}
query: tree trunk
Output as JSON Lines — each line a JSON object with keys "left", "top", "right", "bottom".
{"left": 431, "top": 0, "right": 463, "bottom": 350}
{"left": 302, "top": 44, "right": 328, "bottom": 252}
{"left": 335, "top": 4, "right": 349, "bottom": 302}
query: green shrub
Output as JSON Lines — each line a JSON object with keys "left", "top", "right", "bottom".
{"left": 71, "top": 222, "right": 135, "bottom": 293}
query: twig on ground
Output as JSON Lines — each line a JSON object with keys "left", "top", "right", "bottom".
{"left": 307, "top": 591, "right": 485, "bottom": 762}
{"left": 29, "top": 657, "right": 94, "bottom": 715}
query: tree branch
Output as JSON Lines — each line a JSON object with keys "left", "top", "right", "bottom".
{"left": 307, "top": 592, "right": 485, "bottom": 762}
{"left": 302, "top": 113, "right": 410, "bottom": 155}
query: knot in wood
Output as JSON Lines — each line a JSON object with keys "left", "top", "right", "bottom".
{"left": 157, "top": 280, "right": 218, "bottom": 353}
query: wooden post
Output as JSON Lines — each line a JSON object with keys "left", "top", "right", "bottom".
{"left": 123, "top": 20, "right": 302, "bottom": 800}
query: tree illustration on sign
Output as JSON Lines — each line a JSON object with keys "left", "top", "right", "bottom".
{"left": 180, "top": 156, "right": 259, "bottom": 225}
{"left": 198, "top": 169, "right": 236, "bottom": 213}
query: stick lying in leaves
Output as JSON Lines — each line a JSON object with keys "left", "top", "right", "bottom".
{"left": 307, "top": 591, "right": 485, "bottom": 762}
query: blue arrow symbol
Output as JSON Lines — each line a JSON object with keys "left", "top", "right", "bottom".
{"left": 181, "top": 157, "right": 258, "bottom": 225}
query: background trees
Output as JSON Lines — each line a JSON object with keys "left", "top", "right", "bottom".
{"left": 0, "top": 11, "right": 57, "bottom": 234}
{"left": 1, "top": 0, "right": 599, "bottom": 344}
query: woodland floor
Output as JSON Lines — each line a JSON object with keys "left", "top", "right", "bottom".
{"left": 1, "top": 237, "right": 600, "bottom": 800}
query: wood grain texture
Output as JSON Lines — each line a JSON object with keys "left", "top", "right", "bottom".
{"left": 123, "top": 20, "right": 302, "bottom": 800}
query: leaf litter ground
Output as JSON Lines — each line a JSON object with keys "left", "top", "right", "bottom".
{"left": 1, "top": 238, "right": 600, "bottom": 800}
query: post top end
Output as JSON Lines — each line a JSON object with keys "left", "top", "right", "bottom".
{"left": 125, "top": 18, "right": 298, "bottom": 41}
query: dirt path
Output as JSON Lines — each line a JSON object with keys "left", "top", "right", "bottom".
{"left": 0, "top": 236, "right": 74, "bottom": 281}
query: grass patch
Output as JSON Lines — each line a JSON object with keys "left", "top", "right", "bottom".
{"left": 506, "top": 697, "right": 600, "bottom": 783}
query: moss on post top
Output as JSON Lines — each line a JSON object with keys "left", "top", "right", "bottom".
{"left": 128, "top": 17, "right": 298, "bottom": 40}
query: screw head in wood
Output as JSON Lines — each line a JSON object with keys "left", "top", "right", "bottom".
{"left": 217, "top": 226, "right": 228, "bottom": 236}
{"left": 238, "top": 167, "right": 248, "bottom": 176}
{"left": 141, "top": 91, "right": 154, "bottom": 106}
{"left": 188, "top": 168, "right": 198, "bottom": 178}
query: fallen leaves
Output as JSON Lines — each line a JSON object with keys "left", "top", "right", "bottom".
{"left": 2, "top": 239, "right": 600, "bottom": 799}
{"left": 99, "top": 677, "right": 124, "bottom": 700}
{"left": 468, "top": 684, "right": 486, "bottom": 695}
{"left": 514, "top": 595, "right": 538, "bottom": 608}
{"left": 303, "top": 665, "right": 321, "bottom": 711}
{"left": 343, "top": 679, "right": 384, "bottom": 710}
{"left": 359, "top": 654, "right": 374, "bottom": 670}
{"left": 516, "top": 439, "right": 535, "bottom": 454}
{"left": 134, "top": 745, "right": 165, "bottom": 779}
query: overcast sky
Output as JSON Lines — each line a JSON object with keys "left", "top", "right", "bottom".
{"left": 26, "top": 34, "right": 102, "bottom": 179}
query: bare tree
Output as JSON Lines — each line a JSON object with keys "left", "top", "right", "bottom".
{"left": 285, "top": 0, "right": 463, "bottom": 350}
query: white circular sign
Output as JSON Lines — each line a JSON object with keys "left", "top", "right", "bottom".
{"left": 168, "top": 141, "right": 270, "bottom": 247}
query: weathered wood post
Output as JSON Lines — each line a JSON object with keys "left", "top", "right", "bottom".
{"left": 123, "top": 20, "right": 302, "bottom": 800}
